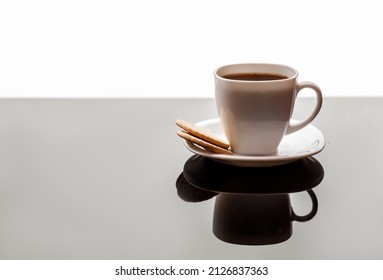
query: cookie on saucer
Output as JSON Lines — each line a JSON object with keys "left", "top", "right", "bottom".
{"left": 177, "top": 130, "right": 233, "bottom": 155}
{"left": 176, "top": 119, "right": 230, "bottom": 149}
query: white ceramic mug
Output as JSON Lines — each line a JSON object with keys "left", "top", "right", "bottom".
{"left": 214, "top": 63, "right": 322, "bottom": 155}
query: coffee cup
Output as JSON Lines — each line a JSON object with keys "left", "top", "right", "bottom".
{"left": 214, "top": 63, "right": 322, "bottom": 155}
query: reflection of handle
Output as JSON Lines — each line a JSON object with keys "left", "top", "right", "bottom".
{"left": 291, "top": 190, "right": 318, "bottom": 222}
{"left": 286, "top": 82, "right": 323, "bottom": 135}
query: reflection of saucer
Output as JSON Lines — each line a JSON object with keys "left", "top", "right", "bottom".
{"left": 183, "top": 118, "right": 325, "bottom": 167}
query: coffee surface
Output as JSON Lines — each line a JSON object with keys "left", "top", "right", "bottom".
{"left": 222, "top": 72, "right": 288, "bottom": 81}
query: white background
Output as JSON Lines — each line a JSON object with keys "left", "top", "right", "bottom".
{"left": 0, "top": 0, "right": 382, "bottom": 98}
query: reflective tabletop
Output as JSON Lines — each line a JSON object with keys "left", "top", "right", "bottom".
{"left": 0, "top": 97, "right": 382, "bottom": 259}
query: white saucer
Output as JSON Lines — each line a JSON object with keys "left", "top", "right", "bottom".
{"left": 183, "top": 118, "right": 325, "bottom": 167}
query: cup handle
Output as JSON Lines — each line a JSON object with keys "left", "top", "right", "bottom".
{"left": 291, "top": 190, "right": 318, "bottom": 222}
{"left": 286, "top": 82, "right": 323, "bottom": 135}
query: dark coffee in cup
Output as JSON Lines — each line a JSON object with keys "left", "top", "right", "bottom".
{"left": 222, "top": 72, "right": 288, "bottom": 81}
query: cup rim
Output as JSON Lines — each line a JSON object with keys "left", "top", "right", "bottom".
{"left": 214, "top": 63, "right": 298, "bottom": 82}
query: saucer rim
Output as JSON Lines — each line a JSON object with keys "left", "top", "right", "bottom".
{"left": 183, "top": 118, "right": 325, "bottom": 166}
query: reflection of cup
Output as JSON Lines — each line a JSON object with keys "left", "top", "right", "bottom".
{"left": 177, "top": 155, "right": 324, "bottom": 245}
{"left": 212, "top": 191, "right": 318, "bottom": 245}
{"left": 214, "top": 63, "right": 322, "bottom": 155}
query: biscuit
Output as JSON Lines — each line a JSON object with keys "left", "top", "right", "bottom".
{"left": 177, "top": 130, "right": 233, "bottom": 155}
{"left": 176, "top": 119, "right": 229, "bottom": 149}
